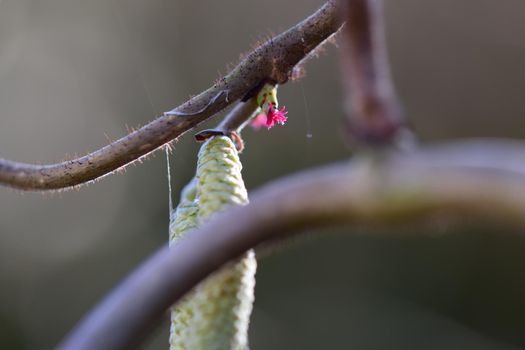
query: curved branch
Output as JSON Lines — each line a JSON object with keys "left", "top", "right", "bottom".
{"left": 340, "top": 0, "right": 412, "bottom": 146}
{"left": 59, "top": 140, "right": 525, "bottom": 350}
{"left": 0, "top": 1, "right": 341, "bottom": 191}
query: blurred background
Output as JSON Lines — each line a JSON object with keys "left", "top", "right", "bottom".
{"left": 1, "top": 0, "right": 525, "bottom": 348}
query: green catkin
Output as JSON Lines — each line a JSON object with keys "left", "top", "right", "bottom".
{"left": 169, "top": 179, "right": 198, "bottom": 350}
{"left": 169, "top": 136, "right": 257, "bottom": 350}
{"left": 169, "top": 178, "right": 198, "bottom": 243}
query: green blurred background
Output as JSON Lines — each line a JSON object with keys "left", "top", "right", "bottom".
{"left": 1, "top": 0, "right": 525, "bottom": 348}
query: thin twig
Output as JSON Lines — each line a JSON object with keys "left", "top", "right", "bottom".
{"left": 216, "top": 97, "right": 259, "bottom": 133}
{"left": 340, "top": 0, "right": 411, "bottom": 147}
{"left": 0, "top": 1, "right": 341, "bottom": 191}
{"left": 59, "top": 139, "right": 525, "bottom": 350}
{"left": 194, "top": 96, "right": 259, "bottom": 152}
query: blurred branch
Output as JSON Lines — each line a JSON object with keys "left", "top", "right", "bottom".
{"left": 0, "top": 1, "right": 341, "bottom": 191}
{"left": 340, "top": 0, "right": 412, "bottom": 147}
{"left": 60, "top": 139, "right": 525, "bottom": 350}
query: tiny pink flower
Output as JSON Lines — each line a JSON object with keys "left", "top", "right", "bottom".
{"left": 250, "top": 113, "right": 268, "bottom": 129}
{"left": 250, "top": 102, "right": 288, "bottom": 130}
{"left": 266, "top": 103, "right": 287, "bottom": 128}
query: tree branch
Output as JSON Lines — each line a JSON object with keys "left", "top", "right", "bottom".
{"left": 59, "top": 139, "right": 525, "bottom": 350}
{"left": 340, "top": 0, "right": 411, "bottom": 147}
{"left": 0, "top": 1, "right": 341, "bottom": 191}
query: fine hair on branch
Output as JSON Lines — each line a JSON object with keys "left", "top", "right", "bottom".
{"left": 0, "top": 1, "right": 341, "bottom": 191}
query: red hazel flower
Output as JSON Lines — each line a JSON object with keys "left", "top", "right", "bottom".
{"left": 250, "top": 84, "right": 288, "bottom": 130}
{"left": 250, "top": 102, "right": 288, "bottom": 130}
{"left": 250, "top": 113, "right": 268, "bottom": 129}
{"left": 266, "top": 103, "right": 287, "bottom": 128}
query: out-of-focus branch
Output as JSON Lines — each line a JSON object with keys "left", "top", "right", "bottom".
{"left": 340, "top": 0, "right": 411, "bottom": 147}
{"left": 60, "top": 140, "right": 525, "bottom": 350}
{"left": 0, "top": 1, "right": 341, "bottom": 191}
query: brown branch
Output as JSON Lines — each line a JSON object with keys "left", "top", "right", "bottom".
{"left": 0, "top": 1, "right": 342, "bottom": 191}
{"left": 59, "top": 139, "right": 525, "bottom": 350}
{"left": 194, "top": 96, "right": 259, "bottom": 152}
{"left": 340, "top": 0, "right": 411, "bottom": 147}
